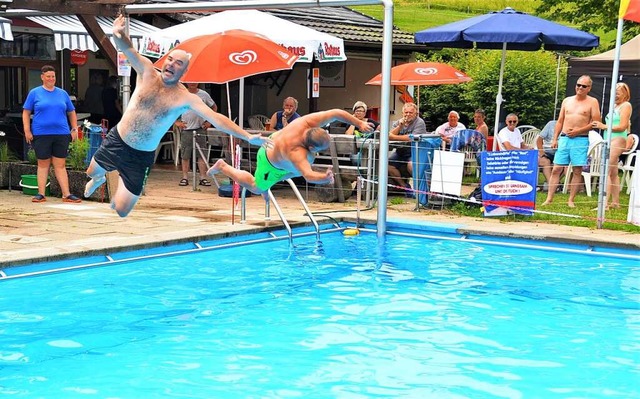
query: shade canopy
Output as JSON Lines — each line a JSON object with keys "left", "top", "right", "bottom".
{"left": 153, "top": 30, "right": 299, "bottom": 84}
{"left": 414, "top": 7, "right": 599, "bottom": 51}
{"left": 366, "top": 62, "right": 471, "bottom": 86}
{"left": 414, "top": 7, "right": 599, "bottom": 146}
{"left": 141, "top": 9, "right": 346, "bottom": 63}
{"left": 27, "top": 15, "right": 158, "bottom": 52}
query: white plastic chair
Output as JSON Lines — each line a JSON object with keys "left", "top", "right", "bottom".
{"left": 248, "top": 114, "right": 270, "bottom": 130}
{"left": 520, "top": 128, "right": 540, "bottom": 148}
{"left": 620, "top": 134, "right": 638, "bottom": 194}
{"left": 154, "top": 126, "right": 180, "bottom": 166}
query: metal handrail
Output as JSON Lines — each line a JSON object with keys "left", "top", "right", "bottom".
{"left": 285, "top": 179, "right": 320, "bottom": 241}
{"left": 267, "top": 190, "right": 292, "bottom": 245}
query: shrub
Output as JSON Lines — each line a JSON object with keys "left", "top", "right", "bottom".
{"left": 67, "top": 137, "right": 89, "bottom": 170}
{"left": 0, "top": 141, "right": 18, "bottom": 162}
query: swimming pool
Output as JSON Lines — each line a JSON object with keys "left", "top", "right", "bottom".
{"left": 1, "top": 221, "right": 638, "bottom": 398}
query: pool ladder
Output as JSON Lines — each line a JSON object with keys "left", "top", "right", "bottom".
{"left": 240, "top": 179, "right": 319, "bottom": 244}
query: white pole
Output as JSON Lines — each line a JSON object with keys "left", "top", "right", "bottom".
{"left": 596, "top": 18, "right": 625, "bottom": 228}
{"left": 492, "top": 43, "right": 507, "bottom": 150}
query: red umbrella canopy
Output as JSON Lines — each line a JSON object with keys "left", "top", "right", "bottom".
{"left": 366, "top": 62, "right": 472, "bottom": 86}
{"left": 154, "top": 29, "right": 299, "bottom": 84}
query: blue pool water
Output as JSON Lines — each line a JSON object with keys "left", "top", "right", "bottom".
{"left": 0, "top": 225, "right": 638, "bottom": 399}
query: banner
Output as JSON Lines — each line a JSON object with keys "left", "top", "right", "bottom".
{"left": 480, "top": 150, "right": 538, "bottom": 216}
{"left": 620, "top": 0, "right": 640, "bottom": 22}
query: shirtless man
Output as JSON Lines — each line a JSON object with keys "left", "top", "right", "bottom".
{"left": 84, "top": 15, "right": 269, "bottom": 217}
{"left": 207, "top": 109, "right": 373, "bottom": 196}
{"left": 542, "top": 75, "right": 601, "bottom": 207}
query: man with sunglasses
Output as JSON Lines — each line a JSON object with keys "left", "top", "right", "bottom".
{"left": 497, "top": 113, "right": 529, "bottom": 150}
{"left": 542, "top": 75, "right": 601, "bottom": 207}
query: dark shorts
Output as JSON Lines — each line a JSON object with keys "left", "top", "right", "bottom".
{"left": 32, "top": 134, "right": 71, "bottom": 159}
{"left": 92, "top": 126, "right": 155, "bottom": 196}
{"left": 542, "top": 150, "right": 555, "bottom": 163}
{"left": 179, "top": 129, "right": 207, "bottom": 161}
{"left": 389, "top": 150, "right": 412, "bottom": 177}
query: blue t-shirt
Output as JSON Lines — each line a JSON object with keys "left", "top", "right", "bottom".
{"left": 23, "top": 86, "right": 75, "bottom": 136}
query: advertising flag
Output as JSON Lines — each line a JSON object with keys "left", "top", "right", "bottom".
{"left": 620, "top": 0, "right": 640, "bottom": 23}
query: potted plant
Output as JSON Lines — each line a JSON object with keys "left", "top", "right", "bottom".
{"left": 0, "top": 138, "right": 19, "bottom": 188}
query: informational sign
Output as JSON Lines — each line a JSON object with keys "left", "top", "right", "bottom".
{"left": 117, "top": 52, "right": 131, "bottom": 77}
{"left": 431, "top": 149, "right": 464, "bottom": 196}
{"left": 312, "top": 67, "right": 320, "bottom": 98}
{"left": 480, "top": 150, "right": 538, "bottom": 216}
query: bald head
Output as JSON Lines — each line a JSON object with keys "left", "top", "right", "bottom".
{"left": 161, "top": 49, "right": 192, "bottom": 84}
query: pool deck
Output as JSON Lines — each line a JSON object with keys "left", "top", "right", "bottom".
{"left": 1, "top": 165, "right": 638, "bottom": 267}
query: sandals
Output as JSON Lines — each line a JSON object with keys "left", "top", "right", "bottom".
{"left": 199, "top": 179, "right": 211, "bottom": 187}
{"left": 179, "top": 178, "right": 189, "bottom": 186}
{"left": 32, "top": 194, "right": 46, "bottom": 203}
{"left": 62, "top": 194, "right": 82, "bottom": 203}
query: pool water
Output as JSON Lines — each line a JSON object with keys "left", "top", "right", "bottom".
{"left": 0, "top": 230, "right": 638, "bottom": 399}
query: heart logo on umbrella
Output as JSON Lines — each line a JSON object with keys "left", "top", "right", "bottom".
{"left": 229, "top": 50, "right": 257, "bottom": 65}
{"left": 414, "top": 67, "right": 438, "bottom": 76}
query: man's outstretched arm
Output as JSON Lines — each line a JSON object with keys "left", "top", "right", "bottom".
{"left": 190, "top": 98, "right": 272, "bottom": 147}
{"left": 112, "top": 14, "right": 153, "bottom": 75}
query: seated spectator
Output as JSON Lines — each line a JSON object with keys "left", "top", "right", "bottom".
{"left": 535, "top": 120, "right": 562, "bottom": 191}
{"left": 345, "top": 101, "right": 379, "bottom": 137}
{"left": 473, "top": 108, "right": 489, "bottom": 141}
{"left": 436, "top": 110, "right": 466, "bottom": 148}
{"left": 388, "top": 102, "right": 426, "bottom": 197}
{"left": 267, "top": 96, "right": 301, "bottom": 131}
{"left": 497, "top": 113, "right": 530, "bottom": 150}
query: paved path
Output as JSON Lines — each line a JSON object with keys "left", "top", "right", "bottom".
{"left": 1, "top": 165, "right": 638, "bottom": 267}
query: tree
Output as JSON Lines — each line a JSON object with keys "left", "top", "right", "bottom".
{"left": 537, "top": 0, "right": 640, "bottom": 45}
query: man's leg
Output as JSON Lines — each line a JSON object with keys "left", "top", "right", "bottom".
{"left": 110, "top": 176, "right": 140, "bottom": 217}
{"left": 567, "top": 166, "right": 583, "bottom": 208}
{"left": 52, "top": 156, "right": 73, "bottom": 198}
{"left": 538, "top": 155, "right": 552, "bottom": 188}
{"left": 388, "top": 164, "right": 407, "bottom": 188}
{"left": 541, "top": 164, "right": 565, "bottom": 205}
{"left": 84, "top": 157, "right": 107, "bottom": 197}
{"left": 207, "top": 159, "right": 262, "bottom": 194}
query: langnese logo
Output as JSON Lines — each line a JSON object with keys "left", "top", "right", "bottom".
{"left": 229, "top": 50, "right": 258, "bottom": 65}
{"left": 414, "top": 67, "right": 438, "bottom": 76}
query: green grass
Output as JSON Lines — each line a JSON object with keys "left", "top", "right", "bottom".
{"left": 449, "top": 191, "right": 640, "bottom": 233}
{"left": 352, "top": 0, "right": 540, "bottom": 33}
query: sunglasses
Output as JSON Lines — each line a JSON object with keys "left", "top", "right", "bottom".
{"left": 576, "top": 84, "right": 590, "bottom": 89}
{"left": 507, "top": 120, "right": 518, "bottom": 124}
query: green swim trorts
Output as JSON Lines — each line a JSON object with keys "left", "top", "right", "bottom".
{"left": 254, "top": 146, "right": 290, "bottom": 191}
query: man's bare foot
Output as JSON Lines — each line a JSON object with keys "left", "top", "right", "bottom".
{"left": 609, "top": 203, "right": 620, "bottom": 209}
{"left": 567, "top": 201, "right": 576, "bottom": 208}
{"left": 206, "top": 159, "right": 226, "bottom": 178}
{"left": 541, "top": 200, "right": 552, "bottom": 206}
{"left": 84, "top": 176, "right": 106, "bottom": 197}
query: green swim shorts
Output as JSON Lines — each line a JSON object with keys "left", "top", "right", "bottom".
{"left": 254, "top": 146, "right": 290, "bottom": 191}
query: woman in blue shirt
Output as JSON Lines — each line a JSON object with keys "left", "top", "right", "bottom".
{"left": 22, "top": 65, "right": 81, "bottom": 203}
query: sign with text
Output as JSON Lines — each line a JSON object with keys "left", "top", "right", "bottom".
{"left": 480, "top": 150, "right": 538, "bottom": 216}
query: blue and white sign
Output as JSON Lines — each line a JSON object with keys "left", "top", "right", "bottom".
{"left": 480, "top": 150, "right": 538, "bottom": 216}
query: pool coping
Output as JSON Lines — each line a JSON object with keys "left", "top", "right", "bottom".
{"left": 2, "top": 217, "right": 638, "bottom": 273}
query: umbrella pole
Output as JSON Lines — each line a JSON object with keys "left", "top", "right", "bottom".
{"left": 492, "top": 43, "right": 507, "bottom": 150}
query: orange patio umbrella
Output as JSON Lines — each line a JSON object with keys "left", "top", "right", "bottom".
{"left": 366, "top": 61, "right": 471, "bottom": 113}
{"left": 365, "top": 62, "right": 472, "bottom": 86}
{"left": 154, "top": 29, "right": 299, "bottom": 83}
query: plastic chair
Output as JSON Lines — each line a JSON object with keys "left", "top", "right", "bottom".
{"left": 247, "top": 114, "right": 270, "bottom": 130}
{"left": 620, "top": 134, "right": 638, "bottom": 194}
{"left": 154, "top": 126, "right": 180, "bottom": 165}
{"left": 520, "top": 128, "right": 540, "bottom": 148}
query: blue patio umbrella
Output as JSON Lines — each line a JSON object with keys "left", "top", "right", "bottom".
{"left": 415, "top": 7, "right": 599, "bottom": 148}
